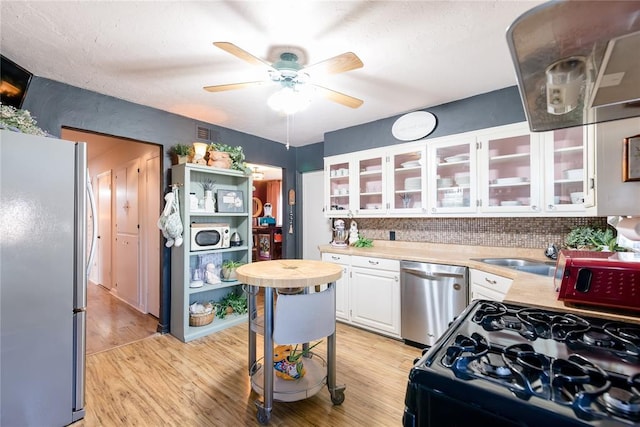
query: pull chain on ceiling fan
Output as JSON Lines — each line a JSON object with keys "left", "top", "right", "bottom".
{"left": 203, "top": 42, "right": 364, "bottom": 110}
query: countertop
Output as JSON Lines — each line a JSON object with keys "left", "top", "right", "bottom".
{"left": 237, "top": 259, "right": 342, "bottom": 288}
{"left": 319, "top": 241, "right": 640, "bottom": 324}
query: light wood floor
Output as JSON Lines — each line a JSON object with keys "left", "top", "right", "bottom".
{"left": 76, "top": 317, "right": 421, "bottom": 426}
{"left": 86, "top": 283, "right": 159, "bottom": 355}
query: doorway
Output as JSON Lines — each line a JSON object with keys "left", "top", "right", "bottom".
{"left": 247, "top": 163, "right": 284, "bottom": 262}
{"left": 61, "top": 128, "right": 161, "bottom": 354}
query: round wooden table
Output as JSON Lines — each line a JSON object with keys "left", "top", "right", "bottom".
{"left": 236, "top": 260, "right": 344, "bottom": 425}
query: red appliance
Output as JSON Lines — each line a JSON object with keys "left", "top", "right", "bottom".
{"left": 555, "top": 250, "right": 640, "bottom": 313}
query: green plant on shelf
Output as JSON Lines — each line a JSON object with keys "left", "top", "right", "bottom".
{"left": 215, "top": 291, "right": 248, "bottom": 319}
{"left": 170, "top": 143, "right": 192, "bottom": 156}
{"left": 208, "top": 142, "right": 250, "bottom": 173}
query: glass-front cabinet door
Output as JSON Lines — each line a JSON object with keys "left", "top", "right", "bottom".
{"left": 325, "top": 156, "right": 353, "bottom": 216}
{"left": 543, "top": 126, "right": 587, "bottom": 213}
{"left": 355, "top": 153, "right": 386, "bottom": 215}
{"left": 388, "top": 145, "right": 426, "bottom": 214}
{"left": 427, "top": 135, "right": 477, "bottom": 214}
{"left": 478, "top": 123, "right": 541, "bottom": 214}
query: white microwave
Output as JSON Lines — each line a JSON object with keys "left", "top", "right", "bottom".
{"left": 190, "top": 223, "right": 230, "bottom": 251}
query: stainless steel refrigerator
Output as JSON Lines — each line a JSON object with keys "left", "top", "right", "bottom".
{"left": 1, "top": 130, "right": 96, "bottom": 426}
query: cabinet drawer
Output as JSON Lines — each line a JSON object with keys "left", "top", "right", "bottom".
{"left": 471, "top": 284, "right": 507, "bottom": 302}
{"left": 322, "top": 252, "right": 350, "bottom": 265}
{"left": 351, "top": 255, "right": 400, "bottom": 271}
{"left": 470, "top": 269, "right": 513, "bottom": 294}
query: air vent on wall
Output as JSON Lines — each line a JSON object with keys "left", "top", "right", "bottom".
{"left": 196, "top": 125, "right": 210, "bottom": 140}
{"left": 195, "top": 125, "right": 220, "bottom": 143}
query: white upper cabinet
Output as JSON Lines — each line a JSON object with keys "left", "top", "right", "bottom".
{"left": 427, "top": 134, "right": 477, "bottom": 214}
{"left": 387, "top": 144, "right": 427, "bottom": 215}
{"left": 542, "top": 126, "right": 588, "bottom": 214}
{"left": 324, "top": 119, "right": 640, "bottom": 218}
{"left": 355, "top": 152, "right": 387, "bottom": 216}
{"left": 477, "top": 122, "right": 542, "bottom": 214}
{"left": 325, "top": 155, "right": 353, "bottom": 217}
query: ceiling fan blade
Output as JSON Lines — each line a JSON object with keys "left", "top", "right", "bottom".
{"left": 303, "top": 52, "right": 363, "bottom": 75}
{"left": 213, "top": 42, "right": 276, "bottom": 71}
{"left": 313, "top": 84, "right": 364, "bottom": 109}
{"left": 203, "top": 81, "right": 269, "bottom": 92}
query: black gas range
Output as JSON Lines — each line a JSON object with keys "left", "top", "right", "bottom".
{"left": 403, "top": 300, "right": 640, "bottom": 427}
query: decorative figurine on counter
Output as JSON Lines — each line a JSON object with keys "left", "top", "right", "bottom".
{"left": 349, "top": 220, "right": 359, "bottom": 246}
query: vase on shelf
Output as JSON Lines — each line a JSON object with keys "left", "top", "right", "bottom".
{"left": 204, "top": 190, "right": 216, "bottom": 212}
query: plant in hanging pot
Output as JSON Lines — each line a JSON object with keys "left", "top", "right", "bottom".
{"left": 169, "top": 143, "right": 192, "bottom": 165}
{"left": 221, "top": 259, "right": 243, "bottom": 281}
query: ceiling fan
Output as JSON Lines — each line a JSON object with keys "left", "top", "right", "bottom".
{"left": 204, "top": 42, "right": 364, "bottom": 109}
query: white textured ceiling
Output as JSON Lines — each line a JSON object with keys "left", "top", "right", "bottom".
{"left": 0, "top": 1, "right": 545, "bottom": 147}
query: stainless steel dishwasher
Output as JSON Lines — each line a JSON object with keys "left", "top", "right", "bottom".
{"left": 400, "top": 261, "right": 468, "bottom": 347}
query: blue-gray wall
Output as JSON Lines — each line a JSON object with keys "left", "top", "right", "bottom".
{"left": 322, "top": 86, "right": 526, "bottom": 157}
{"left": 22, "top": 76, "right": 300, "bottom": 333}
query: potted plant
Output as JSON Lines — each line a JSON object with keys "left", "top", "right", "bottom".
{"left": 221, "top": 259, "right": 243, "bottom": 281}
{"left": 208, "top": 142, "right": 250, "bottom": 172}
{"left": 215, "top": 290, "right": 247, "bottom": 318}
{"left": 0, "top": 104, "right": 48, "bottom": 136}
{"left": 565, "top": 225, "right": 627, "bottom": 252}
{"left": 169, "top": 143, "right": 192, "bottom": 165}
{"left": 200, "top": 179, "right": 216, "bottom": 212}
{"left": 273, "top": 341, "right": 322, "bottom": 380}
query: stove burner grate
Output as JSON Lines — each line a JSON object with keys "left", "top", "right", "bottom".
{"left": 601, "top": 387, "right": 640, "bottom": 418}
{"left": 583, "top": 330, "right": 616, "bottom": 348}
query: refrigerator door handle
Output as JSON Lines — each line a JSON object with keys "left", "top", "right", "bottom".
{"left": 86, "top": 172, "right": 98, "bottom": 277}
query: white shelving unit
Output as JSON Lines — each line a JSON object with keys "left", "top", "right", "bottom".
{"left": 170, "top": 163, "right": 252, "bottom": 342}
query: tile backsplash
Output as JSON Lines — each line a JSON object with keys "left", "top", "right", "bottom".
{"left": 345, "top": 217, "right": 608, "bottom": 249}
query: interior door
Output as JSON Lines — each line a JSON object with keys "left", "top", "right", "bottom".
{"left": 114, "top": 159, "right": 140, "bottom": 308}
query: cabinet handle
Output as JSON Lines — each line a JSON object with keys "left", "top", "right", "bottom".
{"left": 368, "top": 260, "right": 379, "bottom": 265}
{"left": 331, "top": 255, "right": 340, "bottom": 260}
{"left": 485, "top": 277, "right": 497, "bottom": 285}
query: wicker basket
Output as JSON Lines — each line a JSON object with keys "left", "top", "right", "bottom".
{"left": 189, "top": 311, "right": 214, "bottom": 327}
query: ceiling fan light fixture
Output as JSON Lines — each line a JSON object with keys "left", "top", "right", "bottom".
{"left": 267, "top": 86, "right": 312, "bottom": 115}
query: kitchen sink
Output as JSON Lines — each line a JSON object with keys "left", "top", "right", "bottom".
{"left": 471, "top": 258, "right": 557, "bottom": 277}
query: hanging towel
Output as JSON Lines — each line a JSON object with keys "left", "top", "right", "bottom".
{"left": 158, "top": 186, "right": 183, "bottom": 247}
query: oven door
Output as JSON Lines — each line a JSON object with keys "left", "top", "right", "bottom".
{"left": 403, "top": 368, "right": 588, "bottom": 427}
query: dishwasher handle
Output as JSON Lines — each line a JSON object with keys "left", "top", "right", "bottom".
{"left": 401, "top": 267, "right": 465, "bottom": 281}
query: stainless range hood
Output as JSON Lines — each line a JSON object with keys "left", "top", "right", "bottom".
{"left": 507, "top": 1, "right": 640, "bottom": 132}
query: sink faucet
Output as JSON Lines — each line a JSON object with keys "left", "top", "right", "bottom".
{"left": 544, "top": 243, "right": 559, "bottom": 260}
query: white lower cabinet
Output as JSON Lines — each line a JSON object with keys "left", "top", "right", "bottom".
{"left": 469, "top": 269, "right": 513, "bottom": 302}
{"left": 321, "top": 253, "right": 350, "bottom": 322}
{"left": 322, "top": 253, "right": 401, "bottom": 338}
